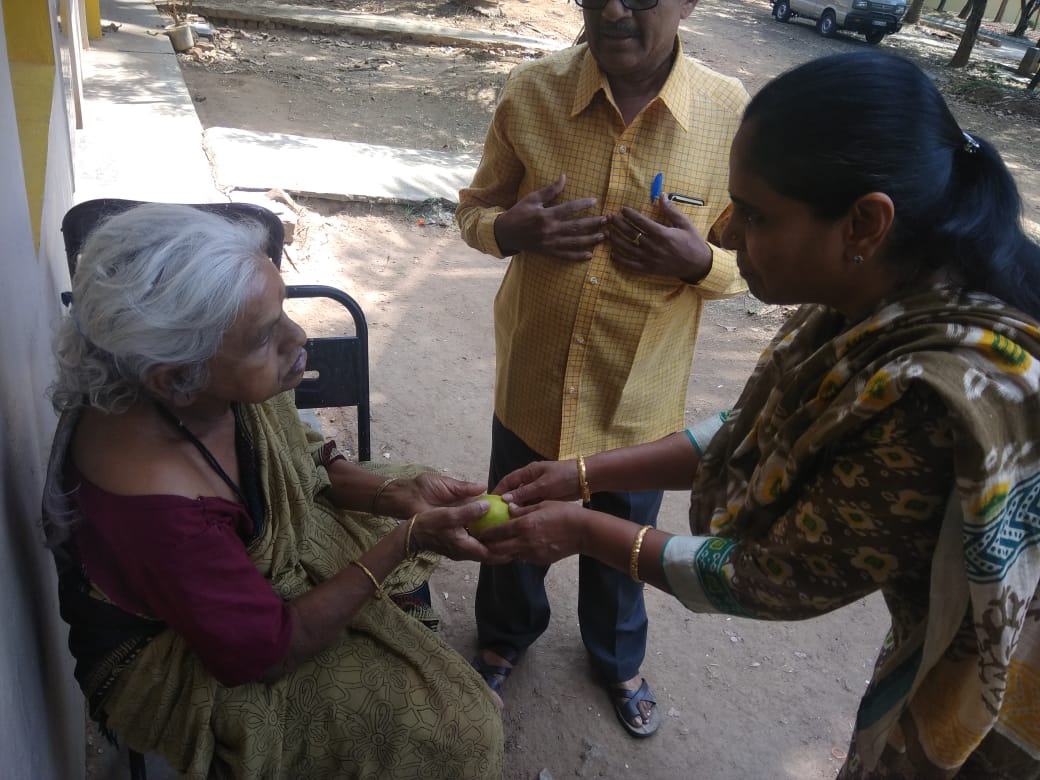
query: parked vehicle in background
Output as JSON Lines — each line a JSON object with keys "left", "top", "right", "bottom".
{"left": 772, "top": 0, "right": 906, "bottom": 44}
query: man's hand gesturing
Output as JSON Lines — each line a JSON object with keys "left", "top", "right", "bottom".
{"left": 493, "top": 174, "right": 607, "bottom": 260}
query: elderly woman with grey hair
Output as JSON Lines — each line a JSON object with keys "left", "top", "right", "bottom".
{"left": 44, "top": 204, "right": 504, "bottom": 778}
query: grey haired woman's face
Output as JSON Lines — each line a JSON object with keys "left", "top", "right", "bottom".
{"left": 195, "top": 259, "right": 309, "bottom": 405}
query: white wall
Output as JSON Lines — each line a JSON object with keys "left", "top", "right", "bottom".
{"left": 0, "top": 5, "right": 82, "bottom": 779}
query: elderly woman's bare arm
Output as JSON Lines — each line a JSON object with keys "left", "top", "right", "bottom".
{"left": 261, "top": 497, "right": 501, "bottom": 682}
{"left": 260, "top": 521, "right": 410, "bottom": 682}
{"left": 321, "top": 458, "right": 487, "bottom": 519}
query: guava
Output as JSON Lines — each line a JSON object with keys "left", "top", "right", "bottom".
{"left": 467, "top": 494, "right": 511, "bottom": 535}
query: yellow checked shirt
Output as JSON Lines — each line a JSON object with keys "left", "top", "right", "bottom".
{"left": 457, "top": 42, "right": 749, "bottom": 460}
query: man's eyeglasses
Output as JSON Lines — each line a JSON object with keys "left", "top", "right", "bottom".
{"left": 575, "top": 0, "right": 661, "bottom": 11}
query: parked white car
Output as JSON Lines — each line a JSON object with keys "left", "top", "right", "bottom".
{"left": 772, "top": 0, "right": 907, "bottom": 45}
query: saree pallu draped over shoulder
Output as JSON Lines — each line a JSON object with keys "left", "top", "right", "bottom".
{"left": 59, "top": 393, "right": 503, "bottom": 779}
{"left": 690, "top": 286, "right": 1040, "bottom": 778}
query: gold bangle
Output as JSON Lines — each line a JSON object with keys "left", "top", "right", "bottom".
{"left": 349, "top": 559, "right": 385, "bottom": 599}
{"left": 629, "top": 525, "right": 652, "bottom": 583}
{"left": 576, "top": 454, "right": 591, "bottom": 504}
{"left": 370, "top": 477, "right": 396, "bottom": 514}
{"left": 404, "top": 513, "right": 419, "bottom": 559}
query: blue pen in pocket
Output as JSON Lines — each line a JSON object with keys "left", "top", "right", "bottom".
{"left": 650, "top": 172, "right": 663, "bottom": 204}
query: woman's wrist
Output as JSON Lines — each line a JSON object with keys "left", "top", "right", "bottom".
{"left": 403, "top": 513, "right": 420, "bottom": 558}
{"left": 374, "top": 477, "right": 417, "bottom": 519}
{"left": 573, "top": 504, "right": 596, "bottom": 558}
{"left": 370, "top": 477, "right": 396, "bottom": 514}
{"left": 576, "top": 455, "right": 591, "bottom": 503}
{"left": 628, "top": 524, "right": 652, "bottom": 582}
{"left": 383, "top": 520, "right": 412, "bottom": 563}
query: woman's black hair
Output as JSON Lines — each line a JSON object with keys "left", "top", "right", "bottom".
{"left": 741, "top": 51, "right": 1040, "bottom": 318}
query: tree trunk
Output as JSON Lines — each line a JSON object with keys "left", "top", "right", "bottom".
{"left": 951, "top": 0, "right": 987, "bottom": 65}
{"left": 1012, "top": 0, "right": 1040, "bottom": 36}
{"left": 1030, "top": 67, "right": 1040, "bottom": 89}
{"left": 995, "top": 0, "right": 1010, "bottom": 23}
{"left": 958, "top": 0, "right": 973, "bottom": 19}
{"left": 905, "top": 0, "right": 928, "bottom": 24}
{"left": 937, "top": 0, "right": 949, "bottom": 10}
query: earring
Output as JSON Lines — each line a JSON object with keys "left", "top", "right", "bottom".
{"left": 851, "top": 255, "right": 864, "bottom": 265}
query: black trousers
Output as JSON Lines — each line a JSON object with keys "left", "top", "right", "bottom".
{"left": 474, "top": 416, "right": 663, "bottom": 682}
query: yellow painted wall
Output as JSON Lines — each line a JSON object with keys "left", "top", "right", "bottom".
{"left": 9, "top": 62, "right": 52, "bottom": 247}
{"left": 86, "top": 0, "right": 101, "bottom": 40}
{"left": 4, "top": 0, "right": 56, "bottom": 248}
{"left": 3, "top": 0, "right": 54, "bottom": 64}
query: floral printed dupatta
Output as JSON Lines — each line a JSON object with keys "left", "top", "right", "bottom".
{"left": 692, "top": 285, "right": 1040, "bottom": 776}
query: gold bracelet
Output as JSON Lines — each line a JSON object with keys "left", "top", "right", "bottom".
{"left": 370, "top": 477, "right": 396, "bottom": 514}
{"left": 349, "top": 560, "right": 385, "bottom": 599}
{"left": 629, "top": 525, "right": 652, "bottom": 583}
{"left": 576, "top": 454, "right": 592, "bottom": 504}
{"left": 404, "top": 513, "right": 419, "bottom": 559}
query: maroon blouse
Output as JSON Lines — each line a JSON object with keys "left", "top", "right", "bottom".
{"left": 69, "top": 468, "right": 292, "bottom": 687}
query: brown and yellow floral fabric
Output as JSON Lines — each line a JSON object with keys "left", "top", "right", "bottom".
{"left": 663, "top": 285, "right": 1040, "bottom": 777}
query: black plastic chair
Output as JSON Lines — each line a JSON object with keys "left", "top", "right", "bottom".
{"left": 60, "top": 198, "right": 371, "bottom": 461}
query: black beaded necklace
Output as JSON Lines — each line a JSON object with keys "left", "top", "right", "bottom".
{"left": 153, "top": 401, "right": 266, "bottom": 542}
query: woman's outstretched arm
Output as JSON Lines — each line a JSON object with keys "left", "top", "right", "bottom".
{"left": 493, "top": 431, "right": 701, "bottom": 505}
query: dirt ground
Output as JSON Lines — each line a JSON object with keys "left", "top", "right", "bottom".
{"left": 136, "top": 2, "right": 1040, "bottom": 778}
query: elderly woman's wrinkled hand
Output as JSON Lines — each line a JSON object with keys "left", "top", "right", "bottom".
{"left": 410, "top": 471, "right": 488, "bottom": 512}
{"left": 412, "top": 501, "right": 511, "bottom": 564}
{"left": 492, "top": 460, "right": 582, "bottom": 506}
{"left": 477, "top": 501, "right": 586, "bottom": 566}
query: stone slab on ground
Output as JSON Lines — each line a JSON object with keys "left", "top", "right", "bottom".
{"left": 205, "top": 126, "right": 481, "bottom": 203}
{"left": 188, "top": 0, "right": 566, "bottom": 51}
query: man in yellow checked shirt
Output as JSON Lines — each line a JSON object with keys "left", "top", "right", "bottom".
{"left": 456, "top": 0, "right": 747, "bottom": 738}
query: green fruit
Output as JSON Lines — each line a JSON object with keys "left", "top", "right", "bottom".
{"left": 467, "top": 494, "right": 511, "bottom": 535}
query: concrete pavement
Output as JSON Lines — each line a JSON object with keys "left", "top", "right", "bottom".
{"left": 75, "top": 0, "right": 223, "bottom": 203}
{"left": 78, "top": 0, "right": 558, "bottom": 209}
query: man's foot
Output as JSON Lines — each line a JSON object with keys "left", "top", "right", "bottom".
{"left": 608, "top": 674, "right": 660, "bottom": 738}
{"left": 470, "top": 648, "right": 520, "bottom": 709}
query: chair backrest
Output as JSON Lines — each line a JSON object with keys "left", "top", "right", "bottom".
{"left": 288, "top": 284, "right": 370, "bottom": 462}
{"left": 61, "top": 197, "right": 287, "bottom": 272}
{"left": 60, "top": 199, "right": 371, "bottom": 461}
